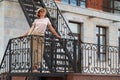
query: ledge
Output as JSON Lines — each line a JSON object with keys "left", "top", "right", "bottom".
{"left": 56, "top": 2, "right": 120, "bottom": 22}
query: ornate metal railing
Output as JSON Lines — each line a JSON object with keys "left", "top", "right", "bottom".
{"left": 0, "top": 36, "right": 120, "bottom": 77}
{"left": 0, "top": 35, "right": 119, "bottom": 76}
{"left": 0, "top": 40, "right": 11, "bottom": 74}
{"left": 78, "top": 42, "right": 120, "bottom": 74}
{"left": 0, "top": 36, "right": 75, "bottom": 75}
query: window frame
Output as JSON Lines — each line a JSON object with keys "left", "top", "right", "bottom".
{"left": 96, "top": 26, "right": 107, "bottom": 62}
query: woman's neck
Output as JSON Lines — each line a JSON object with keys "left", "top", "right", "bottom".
{"left": 39, "top": 16, "right": 45, "bottom": 18}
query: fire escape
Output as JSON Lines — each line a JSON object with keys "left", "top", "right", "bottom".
{"left": 0, "top": 0, "right": 120, "bottom": 80}
{"left": 0, "top": 0, "right": 78, "bottom": 80}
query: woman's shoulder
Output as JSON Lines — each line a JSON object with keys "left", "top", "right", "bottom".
{"left": 34, "top": 18, "right": 39, "bottom": 21}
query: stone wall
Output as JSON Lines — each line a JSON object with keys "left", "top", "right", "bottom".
{"left": 0, "top": 0, "right": 5, "bottom": 64}
{"left": 0, "top": 0, "right": 29, "bottom": 62}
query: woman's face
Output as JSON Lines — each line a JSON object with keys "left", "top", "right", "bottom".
{"left": 39, "top": 10, "right": 46, "bottom": 17}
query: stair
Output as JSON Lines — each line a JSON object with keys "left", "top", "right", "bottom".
{"left": 44, "top": 38, "right": 74, "bottom": 72}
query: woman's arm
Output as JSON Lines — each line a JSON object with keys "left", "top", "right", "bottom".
{"left": 48, "top": 24, "right": 61, "bottom": 39}
{"left": 21, "top": 24, "right": 35, "bottom": 36}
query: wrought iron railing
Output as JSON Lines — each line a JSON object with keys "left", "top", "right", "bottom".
{"left": 1, "top": 36, "right": 120, "bottom": 75}
{"left": 78, "top": 42, "right": 120, "bottom": 74}
{"left": 0, "top": 36, "right": 75, "bottom": 74}
{"left": 0, "top": 40, "right": 11, "bottom": 74}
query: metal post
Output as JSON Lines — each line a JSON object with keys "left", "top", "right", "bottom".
{"left": 8, "top": 39, "right": 12, "bottom": 80}
{"left": 73, "top": 40, "right": 77, "bottom": 72}
{"left": 30, "top": 35, "right": 33, "bottom": 72}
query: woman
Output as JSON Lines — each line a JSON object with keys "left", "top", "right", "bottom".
{"left": 22, "top": 8, "right": 61, "bottom": 72}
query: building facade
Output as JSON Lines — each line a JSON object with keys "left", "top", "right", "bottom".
{"left": 56, "top": 0, "right": 120, "bottom": 74}
{"left": 0, "top": 0, "right": 120, "bottom": 76}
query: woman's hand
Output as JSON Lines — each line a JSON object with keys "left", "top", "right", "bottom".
{"left": 56, "top": 35, "right": 61, "bottom": 39}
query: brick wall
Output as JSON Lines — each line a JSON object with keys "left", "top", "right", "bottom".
{"left": 86, "top": 0, "right": 103, "bottom": 10}
{"left": 55, "top": 0, "right": 61, "bottom": 2}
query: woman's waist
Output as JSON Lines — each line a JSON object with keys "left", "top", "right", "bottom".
{"left": 31, "top": 30, "right": 44, "bottom": 36}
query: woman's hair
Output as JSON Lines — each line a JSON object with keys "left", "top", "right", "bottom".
{"left": 36, "top": 8, "right": 46, "bottom": 17}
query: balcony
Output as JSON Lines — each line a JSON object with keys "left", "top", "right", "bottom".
{"left": 0, "top": 35, "right": 120, "bottom": 76}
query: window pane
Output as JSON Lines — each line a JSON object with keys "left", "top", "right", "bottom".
{"left": 69, "top": 23, "right": 80, "bottom": 33}
{"left": 69, "top": 22, "right": 81, "bottom": 40}
{"left": 78, "top": 0, "right": 86, "bottom": 8}
{"left": 114, "top": 1, "right": 120, "bottom": 14}
{"left": 96, "top": 27, "right": 99, "bottom": 34}
{"left": 62, "top": 0, "right": 69, "bottom": 4}
{"left": 119, "top": 30, "right": 120, "bottom": 37}
{"left": 100, "top": 27, "right": 105, "bottom": 34}
{"left": 70, "top": 0, "right": 77, "bottom": 6}
{"left": 103, "top": 0, "right": 112, "bottom": 12}
{"left": 100, "top": 36, "right": 105, "bottom": 45}
{"left": 100, "top": 28, "right": 106, "bottom": 34}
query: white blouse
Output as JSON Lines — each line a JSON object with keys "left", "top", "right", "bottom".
{"left": 32, "top": 17, "right": 51, "bottom": 34}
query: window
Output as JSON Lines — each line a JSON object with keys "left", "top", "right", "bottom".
{"left": 69, "top": 21, "right": 81, "bottom": 40}
{"left": 114, "top": 0, "right": 120, "bottom": 13}
{"left": 61, "top": 0, "right": 86, "bottom": 7}
{"left": 69, "top": 21, "right": 82, "bottom": 61}
{"left": 78, "top": 0, "right": 86, "bottom": 8}
{"left": 61, "top": 0, "right": 69, "bottom": 4}
{"left": 103, "top": 0, "right": 120, "bottom": 13}
{"left": 70, "top": 0, "right": 77, "bottom": 6}
{"left": 96, "top": 26, "right": 106, "bottom": 61}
